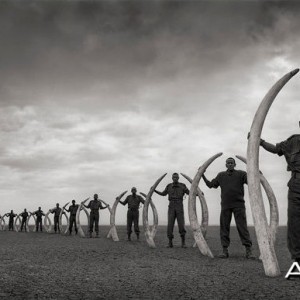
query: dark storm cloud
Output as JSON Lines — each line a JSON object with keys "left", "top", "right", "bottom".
{"left": 1, "top": 1, "right": 299, "bottom": 112}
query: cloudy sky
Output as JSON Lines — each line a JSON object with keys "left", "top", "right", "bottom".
{"left": 0, "top": 1, "right": 300, "bottom": 227}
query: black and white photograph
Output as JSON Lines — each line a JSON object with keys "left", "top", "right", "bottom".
{"left": 1, "top": 0, "right": 300, "bottom": 299}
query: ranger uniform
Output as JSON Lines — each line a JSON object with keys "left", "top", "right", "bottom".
{"left": 119, "top": 187, "right": 145, "bottom": 241}
{"left": 20, "top": 209, "right": 29, "bottom": 232}
{"left": 5, "top": 211, "right": 17, "bottom": 231}
{"left": 64, "top": 200, "right": 79, "bottom": 235}
{"left": 84, "top": 194, "right": 109, "bottom": 238}
{"left": 155, "top": 173, "right": 189, "bottom": 248}
{"left": 32, "top": 208, "right": 45, "bottom": 232}
{"left": 51, "top": 204, "right": 62, "bottom": 233}
{"left": 261, "top": 133, "right": 300, "bottom": 262}
{"left": 203, "top": 157, "right": 254, "bottom": 259}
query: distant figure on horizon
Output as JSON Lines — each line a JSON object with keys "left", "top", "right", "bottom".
{"left": 202, "top": 157, "right": 255, "bottom": 259}
{"left": 83, "top": 194, "right": 109, "bottom": 238}
{"left": 154, "top": 173, "right": 189, "bottom": 248}
{"left": 64, "top": 200, "right": 79, "bottom": 235}
{"left": 20, "top": 209, "right": 29, "bottom": 232}
{"left": 32, "top": 207, "right": 45, "bottom": 232}
{"left": 258, "top": 125, "right": 300, "bottom": 264}
{"left": 118, "top": 187, "right": 145, "bottom": 241}
{"left": 5, "top": 210, "right": 17, "bottom": 231}
{"left": 50, "top": 203, "right": 64, "bottom": 233}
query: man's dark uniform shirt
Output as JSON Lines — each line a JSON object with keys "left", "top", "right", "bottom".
{"left": 205, "top": 170, "right": 247, "bottom": 209}
{"left": 123, "top": 195, "right": 145, "bottom": 210}
{"left": 21, "top": 212, "right": 29, "bottom": 220}
{"left": 68, "top": 205, "right": 79, "bottom": 216}
{"left": 52, "top": 207, "right": 62, "bottom": 217}
{"left": 34, "top": 210, "right": 44, "bottom": 220}
{"left": 276, "top": 134, "right": 300, "bottom": 192}
{"left": 275, "top": 134, "right": 300, "bottom": 259}
{"left": 161, "top": 182, "right": 189, "bottom": 205}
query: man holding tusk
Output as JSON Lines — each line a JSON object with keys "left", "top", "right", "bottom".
{"left": 83, "top": 194, "right": 109, "bottom": 238}
{"left": 118, "top": 187, "right": 145, "bottom": 241}
{"left": 5, "top": 210, "right": 17, "bottom": 231}
{"left": 258, "top": 126, "right": 300, "bottom": 264}
{"left": 154, "top": 173, "right": 189, "bottom": 248}
{"left": 32, "top": 207, "right": 45, "bottom": 232}
{"left": 20, "top": 209, "right": 29, "bottom": 232}
{"left": 50, "top": 203, "right": 64, "bottom": 233}
{"left": 202, "top": 157, "right": 255, "bottom": 259}
{"left": 64, "top": 200, "right": 79, "bottom": 235}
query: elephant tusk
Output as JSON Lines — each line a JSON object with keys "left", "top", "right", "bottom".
{"left": 26, "top": 214, "right": 37, "bottom": 232}
{"left": 0, "top": 216, "right": 5, "bottom": 231}
{"left": 140, "top": 192, "right": 158, "bottom": 239}
{"left": 236, "top": 155, "right": 279, "bottom": 245}
{"left": 247, "top": 68, "right": 299, "bottom": 277}
{"left": 59, "top": 202, "right": 70, "bottom": 235}
{"left": 76, "top": 198, "right": 90, "bottom": 238}
{"left": 143, "top": 173, "right": 167, "bottom": 248}
{"left": 44, "top": 208, "right": 54, "bottom": 233}
{"left": 180, "top": 173, "right": 209, "bottom": 240}
{"left": 14, "top": 214, "right": 22, "bottom": 232}
{"left": 189, "top": 152, "right": 223, "bottom": 258}
{"left": 107, "top": 191, "right": 127, "bottom": 241}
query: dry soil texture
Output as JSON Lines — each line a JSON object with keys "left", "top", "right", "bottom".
{"left": 0, "top": 226, "right": 299, "bottom": 299}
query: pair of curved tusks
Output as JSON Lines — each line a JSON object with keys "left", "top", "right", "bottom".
{"left": 0, "top": 216, "right": 5, "bottom": 231}
{"left": 180, "top": 173, "right": 208, "bottom": 244}
{"left": 236, "top": 155, "right": 279, "bottom": 245}
{"left": 14, "top": 214, "right": 22, "bottom": 232}
{"left": 26, "top": 214, "right": 36, "bottom": 232}
{"left": 247, "top": 68, "right": 299, "bottom": 277}
{"left": 58, "top": 203, "right": 69, "bottom": 234}
{"left": 44, "top": 209, "right": 54, "bottom": 233}
{"left": 107, "top": 191, "right": 128, "bottom": 241}
{"left": 140, "top": 192, "right": 158, "bottom": 239}
{"left": 76, "top": 198, "right": 90, "bottom": 238}
{"left": 189, "top": 153, "right": 223, "bottom": 258}
{"left": 143, "top": 173, "right": 167, "bottom": 248}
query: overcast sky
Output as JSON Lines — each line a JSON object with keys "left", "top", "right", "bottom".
{"left": 0, "top": 1, "right": 300, "bottom": 227}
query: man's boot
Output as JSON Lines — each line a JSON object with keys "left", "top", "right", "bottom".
{"left": 75, "top": 229, "right": 78, "bottom": 235}
{"left": 167, "top": 239, "right": 173, "bottom": 248}
{"left": 136, "top": 233, "right": 140, "bottom": 241}
{"left": 245, "top": 247, "right": 255, "bottom": 259}
{"left": 218, "top": 247, "right": 229, "bottom": 258}
{"left": 181, "top": 236, "right": 187, "bottom": 248}
{"left": 128, "top": 234, "right": 131, "bottom": 241}
{"left": 89, "top": 232, "right": 92, "bottom": 238}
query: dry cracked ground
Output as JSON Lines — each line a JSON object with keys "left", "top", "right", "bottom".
{"left": 0, "top": 226, "right": 300, "bottom": 299}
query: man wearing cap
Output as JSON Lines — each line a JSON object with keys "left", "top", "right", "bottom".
{"left": 64, "top": 200, "right": 79, "bottom": 235}
{"left": 154, "top": 173, "right": 189, "bottom": 248}
{"left": 84, "top": 194, "right": 109, "bottom": 238}
{"left": 259, "top": 126, "right": 300, "bottom": 263}
{"left": 119, "top": 187, "right": 145, "bottom": 241}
